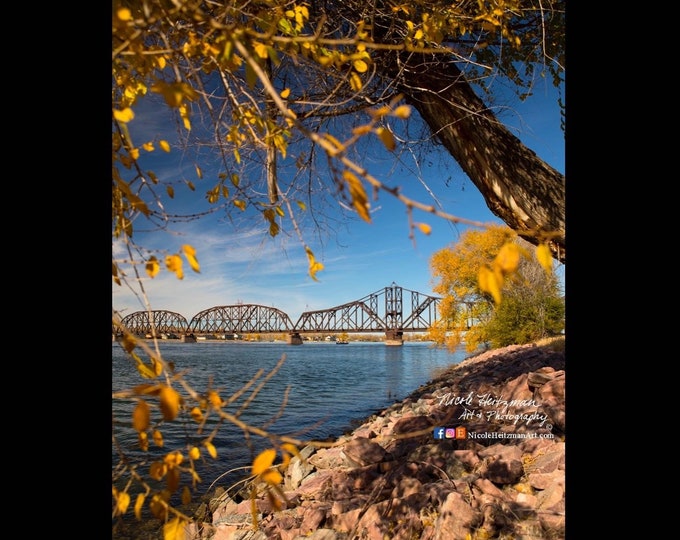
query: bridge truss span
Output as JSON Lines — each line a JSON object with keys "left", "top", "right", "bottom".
{"left": 401, "top": 290, "right": 440, "bottom": 331}
{"left": 293, "top": 283, "right": 441, "bottom": 335}
{"left": 117, "top": 310, "right": 189, "bottom": 336}
{"left": 293, "top": 299, "right": 384, "bottom": 333}
{"left": 187, "top": 304, "right": 294, "bottom": 335}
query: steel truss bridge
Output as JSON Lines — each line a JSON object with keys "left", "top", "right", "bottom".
{"left": 114, "top": 283, "right": 441, "bottom": 346}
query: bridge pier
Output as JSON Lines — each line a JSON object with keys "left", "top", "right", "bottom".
{"left": 287, "top": 332, "right": 303, "bottom": 345}
{"left": 384, "top": 330, "right": 404, "bottom": 346}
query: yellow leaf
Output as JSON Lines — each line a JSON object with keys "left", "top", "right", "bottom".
{"left": 195, "top": 164, "right": 203, "bottom": 179}
{"left": 151, "top": 81, "right": 199, "bottom": 108}
{"left": 149, "top": 461, "right": 167, "bottom": 481}
{"left": 375, "top": 126, "right": 396, "bottom": 151}
{"left": 352, "top": 124, "right": 372, "bottom": 136}
{"left": 181, "top": 244, "right": 201, "bottom": 273}
{"left": 261, "top": 469, "right": 283, "bottom": 485}
{"left": 305, "top": 246, "right": 324, "bottom": 281}
{"left": 166, "top": 185, "right": 175, "bottom": 198}
{"left": 253, "top": 41, "right": 269, "bottom": 59}
{"left": 166, "top": 467, "right": 180, "bottom": 492}
{"left": 370, "top": 106, "right": 391, "bottom": 119}
{"left": 132, "top": 399, "right": 150, "bottom": 432}
{"left": 164, "top": 450, "right": 184, "bottom": 467}
{"left": 416, "top": 222, "right": 432, "bottom": 235}
{"left": 120, "top": 334, "right": 136, "bottom": 354}
{"left": 233, "top": 199, "right": 246, "bottom": 211}
{"left": 179, "top": 103, "right": 191, "bottom": 130}
{"left": 349, "top": 71, "right": 363, "bottom": 91}
{"left": 166, "top": 254, "right": 184, "bottom": 279}
{"left": 494, "top": 242, "right": 520, "bottom": 275}
{"left": 142, "top": 142, "right": 154, "bottom": 152}
{"left": 353, "top": 59, "right": 368, "bottom": 73}
{"left": 252, "top": 448, "right": 276, "bottom": 476}
{"left": 280, "top": 88, "right": 290, "bottom": 99}
{"left": 478, "top": 266, "right": 502, "bottom": 304}
{"left": 113, "top": 108, "right": 135, "bottom": 123}
{"left": 536, "top": 243, "right": 553, "bottom": 274}
{"left": 152, "top": 429, "right": 164, "bottom": 447}
{"left": 133, "top": 383, "right": 161, "bottom": 396}
{"left": 139, "top": 431, "right": 149, "bottom": 451}
{"left": 159, "top": 140, "right": 171, "bottom": 152}
{"left": 342, "top": 170, "right": 371, "bottom": 222}
{"left": 116, "top": 8, "right": 132, "bottom": 21}
{"left": 163, "top": 517, "right": 186, "bottom": 540}
{"left": 392, "top": 105, "right": 411, "bottom": 119}
{"left": 149, "top": 491, "right": 170, "bottom": 520}
{"left": 309, "top": 260, "right": 324, "bottom": 281}
{"left": 208, "top": 390, "right": 223, "bottom": 408}
{"left": 189, "top": 446, "right": 201, "bottom": 460}
{"left": 159, "top": 386, "right": 181, "bottom": 421}
{"left": 135, "top": 360, "right": 158, "bottom": 380}
{"left": 281, "top": 443, "right": 299, "bottom": 457}
{"left": 134, "top": 494, "right": 145, "bottom": 520}
{"left": 190, "top": 407, "right": 203, "bottom": 422}
{"left": 204, "top": 441, "right": 217, "bottom": 459}
{"left": 182, "top": 486, "right": 192, "bottom": 505}
{"left": 115, "top": 491, "right": 131, "bottom": 515}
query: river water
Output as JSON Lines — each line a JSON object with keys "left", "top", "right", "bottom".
{"left": 112, "top": 339, "right": 467, "bottom": 533}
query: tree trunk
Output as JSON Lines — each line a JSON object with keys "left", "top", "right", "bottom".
{"left": 394, "top": 56, "right": 565, "bottom": 263}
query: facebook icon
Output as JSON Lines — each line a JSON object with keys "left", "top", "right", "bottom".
{"left": 433, "top": 427, "right": 445, "bottom": 439}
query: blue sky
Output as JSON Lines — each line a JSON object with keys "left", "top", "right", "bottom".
{"left": 112, "top": 80, "right": 564, "bottom": 325}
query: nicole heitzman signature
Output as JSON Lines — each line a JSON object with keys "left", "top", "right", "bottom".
{"left": 436, "top": 392, "right": 549, "bottom": 427}
{"left": 436, "top": 391, "right": 539, "bottom": 412}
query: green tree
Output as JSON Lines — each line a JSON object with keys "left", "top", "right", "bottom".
{"left": 429, "top": 224, "right": 564, "bottom": 351}
{"left": 474, "top": 253, "right": 565, "bottom": 348}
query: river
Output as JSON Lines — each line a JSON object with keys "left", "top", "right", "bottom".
{"left": 112, "top": 339, "right": 467, "bottom": 536}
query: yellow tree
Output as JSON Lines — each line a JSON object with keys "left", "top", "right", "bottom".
{"left": 429, "top": 224, "right": 560, "bottom": 351}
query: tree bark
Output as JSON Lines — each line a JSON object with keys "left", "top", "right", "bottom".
{"left": 393, "top": 56, "right": 565, "bottom": 263}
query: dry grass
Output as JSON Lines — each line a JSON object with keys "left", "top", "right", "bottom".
{"left": 535, "top": 335, "right": 565, "bottom": 352}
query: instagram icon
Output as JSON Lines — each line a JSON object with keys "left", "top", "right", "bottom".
{"left": 432, "top": 426, "right": 468, "bottom": 440}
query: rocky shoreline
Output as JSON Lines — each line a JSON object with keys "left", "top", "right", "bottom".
{"left": 186, "top": 339, "right": 565, "bottom": 540}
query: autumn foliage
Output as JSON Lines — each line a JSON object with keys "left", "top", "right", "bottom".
{"left": 112, "top": 336, "right": 309, "bottom": 539}
{"left": 429, "top": 224, "right": 564, "bottom": 352}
